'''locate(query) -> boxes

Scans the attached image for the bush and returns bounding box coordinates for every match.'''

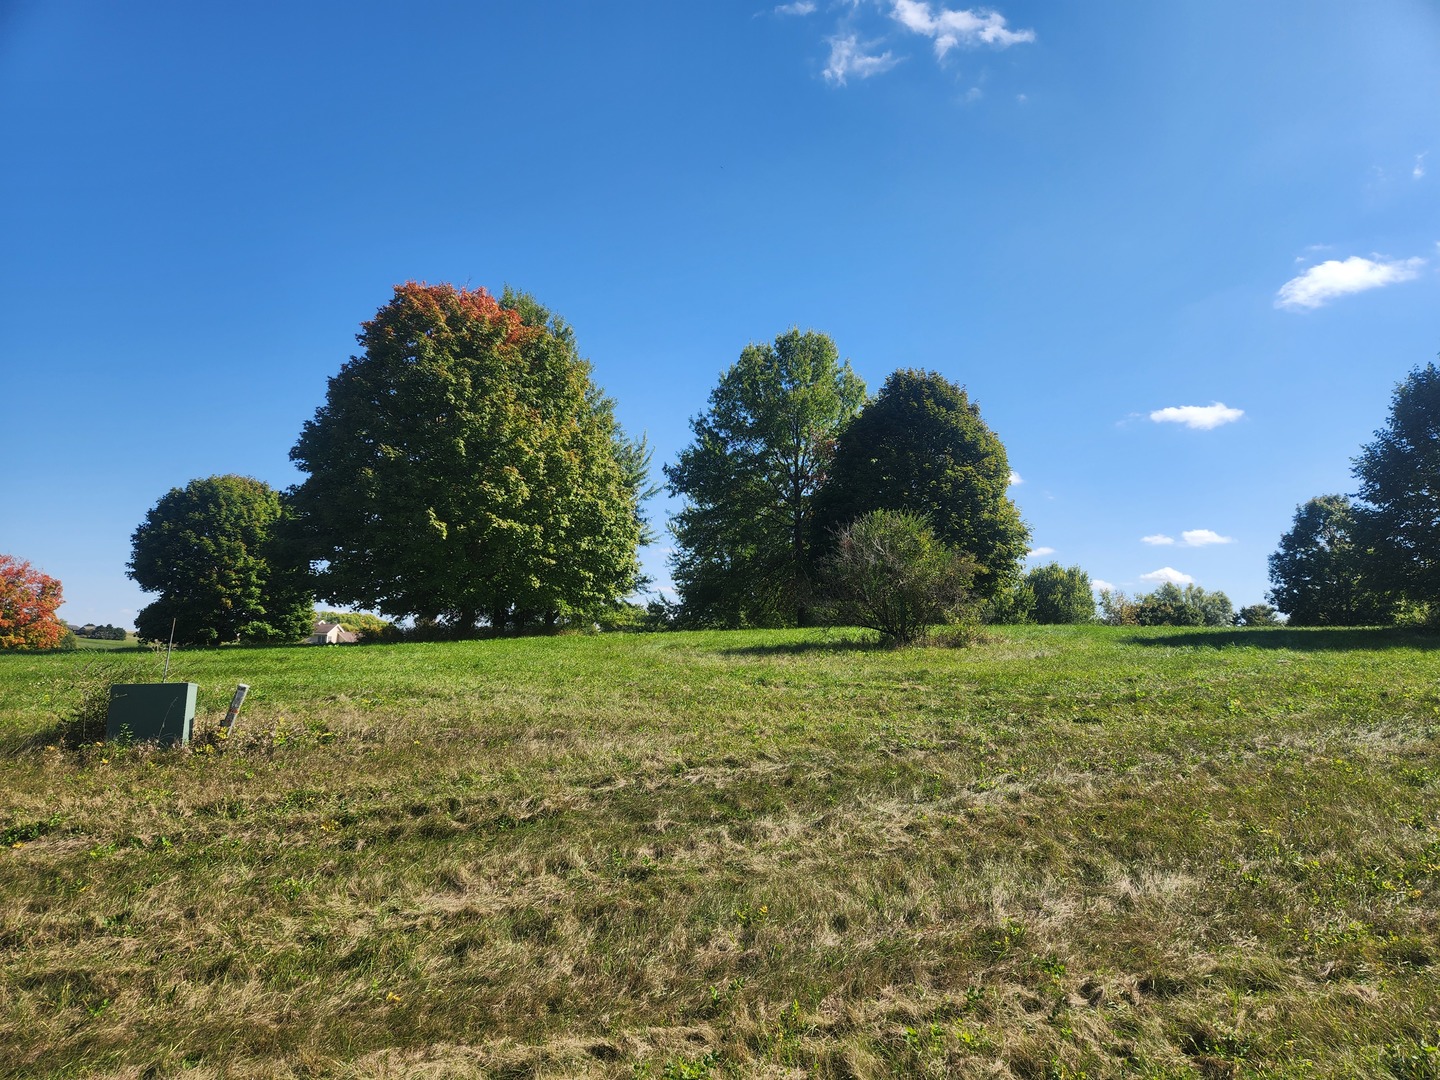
[1101,584,1234,627]
[819,510,978,645]
[1237,603,1281,627]
[1025,563,1095,624]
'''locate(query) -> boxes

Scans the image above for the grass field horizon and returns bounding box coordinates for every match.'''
[3,625,1440,1078]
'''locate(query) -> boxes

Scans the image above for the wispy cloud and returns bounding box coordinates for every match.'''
[1027,546,1055,558]
[800,1,1032,85]
[1149,403,1244,431]
[1181,529,1233,547]
[1140,567,1193,586]
[1092,579,1115,593]
[823,34,899,84]
[889,0,1035,57]
[1143,529,1235,547]
[1276,255,1425,310]
[1008,470,1022,485]
[1416,153,1428,180]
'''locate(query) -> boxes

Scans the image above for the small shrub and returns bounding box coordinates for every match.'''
[819,510,978,646]
[51,660,128,748]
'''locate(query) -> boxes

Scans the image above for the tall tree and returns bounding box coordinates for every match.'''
[1352,362,1440,610]
[128,475,313,645]
[288,283,645,633]
[0,555,66,651]
[1268,495,1393,626]
[665,329,866,627]
[812,369,1029,601]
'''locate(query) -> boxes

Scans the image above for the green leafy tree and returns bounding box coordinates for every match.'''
[288,284,646,634]
[987,579,1035,624]
[818,510,977,645]
[1025,562,1095,624]
[665,329,865,627]
[1098,589,1138,626]
[1132,582,1234,627]
[1236,603,1281,627]
[1352,362,1440,612]
[812,369,1028,602]
[128,475,313,645]
[1191,585,1236,627]
[1267,495,1393,626]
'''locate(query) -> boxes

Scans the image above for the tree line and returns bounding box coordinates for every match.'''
[82,280,1440,646]
[1266,363,1440,626]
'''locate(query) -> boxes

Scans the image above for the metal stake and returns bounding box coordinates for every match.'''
[221,684,250,734]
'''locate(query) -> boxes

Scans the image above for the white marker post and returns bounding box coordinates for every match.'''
[221,684,250,734]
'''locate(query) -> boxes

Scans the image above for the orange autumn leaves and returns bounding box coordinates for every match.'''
[360,282,536,355]
[0,554,66,651]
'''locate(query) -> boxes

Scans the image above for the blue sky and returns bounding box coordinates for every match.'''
[3,1,1438,626]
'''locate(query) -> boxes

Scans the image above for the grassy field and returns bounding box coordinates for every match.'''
[70,637,143,652]
[2,626,1439,1078]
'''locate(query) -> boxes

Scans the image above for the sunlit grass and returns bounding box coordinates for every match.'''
[2,625,1439,1077]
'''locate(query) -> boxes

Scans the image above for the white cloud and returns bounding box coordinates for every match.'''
[1027,546,1055,558]
[889,0,1035,57]
[1416,153,1428,180]
[1008,470,1022,485]
[1275,255,1425,310]
[1180,529,1233,547]
[1144,529,1235,547]
[1092,579,1115,593]
[823,34,899,84]
[1149,403,1244,430]
[1140,567,1193,585]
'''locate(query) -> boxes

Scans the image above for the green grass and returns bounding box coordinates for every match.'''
[70,636,143,652]
[2,625,1440,1077]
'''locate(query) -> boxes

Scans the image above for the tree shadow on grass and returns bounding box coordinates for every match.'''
[1124,626,1440,652]
[719,635,887,657]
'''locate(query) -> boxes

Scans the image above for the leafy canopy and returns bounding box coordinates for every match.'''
[127,475,313,646]
[665,329,865,628]
[1236,603,1281,627]
[1352,362,1440,610]
[1100,583,1235,627]
[812,369,1029,601]
[0,555,66,651]
[288,283,646,633]
[1024,562,1096,624]
[1267,495,1393,626]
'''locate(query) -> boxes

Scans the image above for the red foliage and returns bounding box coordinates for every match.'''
[0,554,66,651]
[362,282,536,352]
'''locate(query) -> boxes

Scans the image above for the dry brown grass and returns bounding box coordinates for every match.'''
[1,626,1439,1077]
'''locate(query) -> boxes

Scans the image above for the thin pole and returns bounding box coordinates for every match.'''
[162,618,176,682]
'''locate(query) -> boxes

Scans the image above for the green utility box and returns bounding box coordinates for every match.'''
[106,683,198,746]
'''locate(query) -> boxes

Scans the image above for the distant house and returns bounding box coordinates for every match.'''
[305,621,359,645]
